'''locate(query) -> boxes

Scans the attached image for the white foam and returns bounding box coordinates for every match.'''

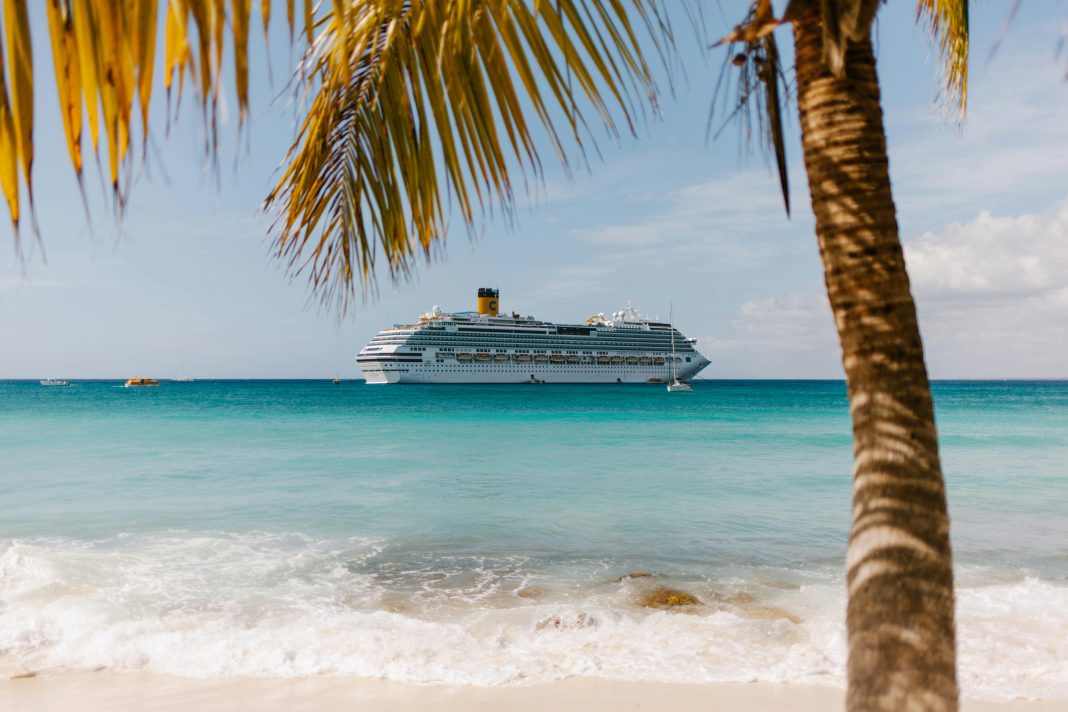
[1,535,1065,700]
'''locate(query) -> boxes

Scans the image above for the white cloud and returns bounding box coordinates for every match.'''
[904,198,1068,377]
[710,198,1068,378]
[905,198,1068,298]
[692,289,841,378]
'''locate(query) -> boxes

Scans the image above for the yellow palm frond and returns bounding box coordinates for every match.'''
[917,0,969,114]
[265,0,667,312]
[0,25,19,236]
[5,0,33,233]
[0,1,314,240]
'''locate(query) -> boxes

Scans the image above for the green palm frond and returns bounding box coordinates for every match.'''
[917,0,969,114]
[265,0,667,312]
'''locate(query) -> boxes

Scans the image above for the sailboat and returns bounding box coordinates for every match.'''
[667,304,692,393]
[172,359,194,382]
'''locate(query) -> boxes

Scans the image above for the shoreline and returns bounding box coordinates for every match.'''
[2,673,1062,712]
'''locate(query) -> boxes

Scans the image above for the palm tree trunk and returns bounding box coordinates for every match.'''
[791,9,959,711]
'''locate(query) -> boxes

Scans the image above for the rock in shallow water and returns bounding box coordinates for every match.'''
[639,587,702,609]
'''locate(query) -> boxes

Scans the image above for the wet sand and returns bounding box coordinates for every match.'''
[2,672,1062,712]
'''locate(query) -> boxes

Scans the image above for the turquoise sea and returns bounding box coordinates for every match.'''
[1,380,1066,699]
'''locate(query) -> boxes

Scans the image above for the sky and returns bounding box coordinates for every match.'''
[1,2,1067,379]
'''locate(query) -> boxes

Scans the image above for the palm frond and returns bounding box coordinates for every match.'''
[917,0,969,115]
[710,1,791,217]
[0,1,313,243]
[265,0,667,313]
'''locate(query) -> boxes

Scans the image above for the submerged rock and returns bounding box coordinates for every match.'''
[611,571,657,583]
[639,587,702,609]
[516,585,548,599]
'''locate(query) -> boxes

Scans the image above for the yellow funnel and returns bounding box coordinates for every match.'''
[477,287,499,316]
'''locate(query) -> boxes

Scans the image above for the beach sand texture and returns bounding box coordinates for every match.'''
[2,674,1064,712]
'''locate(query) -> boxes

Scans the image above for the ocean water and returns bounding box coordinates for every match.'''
[1,380,1066,699]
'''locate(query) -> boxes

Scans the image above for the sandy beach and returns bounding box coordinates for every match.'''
[2,673,1063,712]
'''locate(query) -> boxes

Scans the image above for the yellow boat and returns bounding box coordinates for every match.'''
[124,378,160,387]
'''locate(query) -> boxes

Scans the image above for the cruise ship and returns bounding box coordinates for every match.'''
[356,288,710,384]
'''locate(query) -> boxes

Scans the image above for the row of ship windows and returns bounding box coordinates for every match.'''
[367,366,680,371]
[371,335,679,343]
[370,342,685,350]
[371,334,682,342]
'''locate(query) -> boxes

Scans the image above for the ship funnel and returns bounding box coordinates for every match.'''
[477,287,499,316]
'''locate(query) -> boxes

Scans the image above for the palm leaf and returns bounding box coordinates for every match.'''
[266,0,667,313]
[917,0,969,114]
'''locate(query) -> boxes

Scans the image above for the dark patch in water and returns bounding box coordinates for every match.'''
[640,587,702,609]
[612,571,658,583]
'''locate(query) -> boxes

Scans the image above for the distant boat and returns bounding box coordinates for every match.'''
[666,304,692,393]
[125,378,160,387]
[332,374,341,384]
[172,360,194,382]
[40,378,70,387]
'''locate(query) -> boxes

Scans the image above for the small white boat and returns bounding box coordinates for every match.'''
[667,377,692,393]
[666,304,692,393]
[40,378,70,386]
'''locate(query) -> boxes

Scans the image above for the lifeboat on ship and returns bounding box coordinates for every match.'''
[549,354,565,364]
[625,356,640,364]
[514,353,532,362]
[534,354,549,363]
[566,355,581,363]
[457,353,473,361]
[639,356,652,365]
[653,357,665,366]
[596,356,611,365]
[475,353,492,361]
[610,355,624,363]
[494,353,510,362]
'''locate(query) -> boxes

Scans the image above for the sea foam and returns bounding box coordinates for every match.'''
[2,534,1066,700]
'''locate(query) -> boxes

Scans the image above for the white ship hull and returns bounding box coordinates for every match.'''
[359,360,706,384]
